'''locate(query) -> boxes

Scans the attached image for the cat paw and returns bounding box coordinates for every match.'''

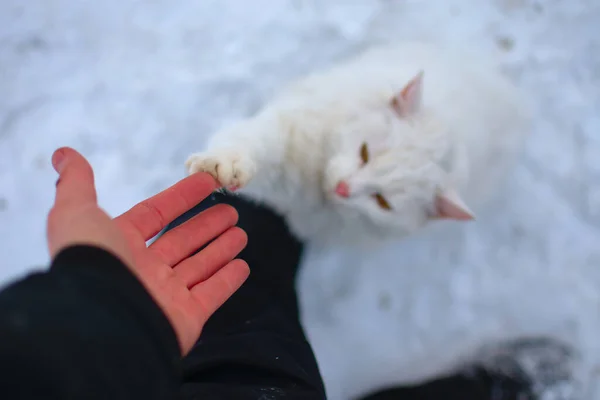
[185,150,256,189]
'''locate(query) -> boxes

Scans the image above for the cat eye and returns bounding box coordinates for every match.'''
[373,193,392,210]
[359,143,390,210]
[360,142,369,164]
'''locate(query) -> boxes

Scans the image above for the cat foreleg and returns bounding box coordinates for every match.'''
[186,148,256,189]
[185,115,281,189]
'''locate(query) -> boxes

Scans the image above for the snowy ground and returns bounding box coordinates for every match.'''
[1,0,599,399]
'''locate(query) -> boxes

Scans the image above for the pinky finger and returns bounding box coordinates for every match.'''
[190,259,249,319]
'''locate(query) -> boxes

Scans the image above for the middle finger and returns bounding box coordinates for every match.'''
[173,226,247,288]
[149,204,238,266]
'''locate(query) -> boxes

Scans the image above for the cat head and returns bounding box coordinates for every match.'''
[324,71,474,237]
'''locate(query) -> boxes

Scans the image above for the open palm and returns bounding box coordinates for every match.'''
[47,148,249,355]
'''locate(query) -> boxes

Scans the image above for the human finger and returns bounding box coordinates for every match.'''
[149,204,239,266]
[52,147,97,207]
[173,227,247,287]
[190,258,249,319]
[115,173,218,241]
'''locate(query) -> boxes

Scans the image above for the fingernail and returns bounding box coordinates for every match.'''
[52,149,67,173]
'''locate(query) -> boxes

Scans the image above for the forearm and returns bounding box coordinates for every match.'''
[0,245,181,400]
[170,193,327,399]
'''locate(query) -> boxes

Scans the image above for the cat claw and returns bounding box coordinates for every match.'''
[185,151,256,189]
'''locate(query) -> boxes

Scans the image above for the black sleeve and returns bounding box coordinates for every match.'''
[167,193,328,400]
[0,245,182,400]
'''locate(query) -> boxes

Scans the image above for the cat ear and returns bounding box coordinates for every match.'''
[430,187,475,221]
[391,70,424,117]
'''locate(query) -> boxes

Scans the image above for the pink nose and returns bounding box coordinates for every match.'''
[335,181,350,198]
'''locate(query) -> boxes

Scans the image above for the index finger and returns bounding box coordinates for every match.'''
[116,173,218,240]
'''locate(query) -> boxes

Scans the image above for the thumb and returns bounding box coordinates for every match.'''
[47,147,128,261]
[52,147,98,207]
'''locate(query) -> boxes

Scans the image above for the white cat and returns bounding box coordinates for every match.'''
[186,41,532,246]
[184,43,594,399]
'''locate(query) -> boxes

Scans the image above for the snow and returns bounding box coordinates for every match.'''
[1,0,599,399]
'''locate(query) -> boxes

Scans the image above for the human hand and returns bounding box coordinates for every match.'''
[46,147,249,355]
